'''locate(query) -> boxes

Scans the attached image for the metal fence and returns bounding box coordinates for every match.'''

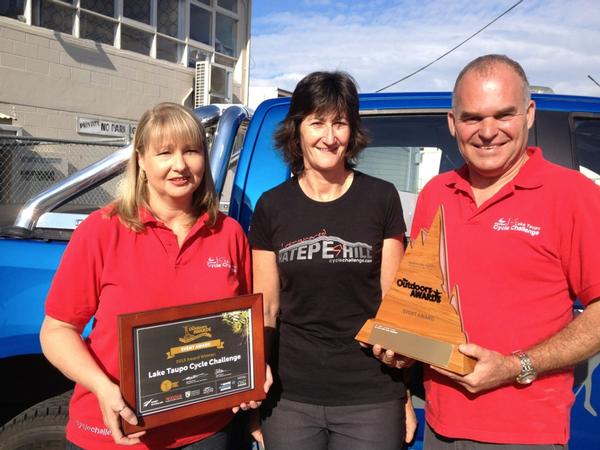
[0,136,126,227]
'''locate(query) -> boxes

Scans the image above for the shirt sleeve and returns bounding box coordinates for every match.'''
[45,211,108,330]
[561,176,600,305]
[248,193,274,251]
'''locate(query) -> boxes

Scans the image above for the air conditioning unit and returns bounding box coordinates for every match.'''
[210,65,233,104]
[195,61,210,108]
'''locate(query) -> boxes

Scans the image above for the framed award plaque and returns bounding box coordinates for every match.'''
[118,293,265,434]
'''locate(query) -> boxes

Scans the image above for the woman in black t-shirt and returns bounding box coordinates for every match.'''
[249,71,417,450]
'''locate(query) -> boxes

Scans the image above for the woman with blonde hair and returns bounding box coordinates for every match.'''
[40,102,260,449]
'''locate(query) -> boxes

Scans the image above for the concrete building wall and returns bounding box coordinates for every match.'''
[233,1,251,106]
[0,17,194,139]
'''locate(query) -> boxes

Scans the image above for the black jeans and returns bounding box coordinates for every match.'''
[261,397,406,450]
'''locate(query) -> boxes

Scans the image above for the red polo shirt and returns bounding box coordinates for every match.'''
[411,147,600,444]
[46,207,251,450]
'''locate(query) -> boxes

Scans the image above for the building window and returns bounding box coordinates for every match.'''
[123,0,151,25]
[80,0,114,17]
[218,0,237,13]
[121,24,152,56]
[156,36,180,63]
[215,13,236,57]
[190,3,211,45]
[0,0,24,19]
[34,0,75,35]
[157,0,179,38]
[27,0,242,67]
[80,12,115,45]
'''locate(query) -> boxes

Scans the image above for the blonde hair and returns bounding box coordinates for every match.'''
[111,102,218,231]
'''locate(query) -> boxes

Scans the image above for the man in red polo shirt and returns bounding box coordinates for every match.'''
[407,55,600,449]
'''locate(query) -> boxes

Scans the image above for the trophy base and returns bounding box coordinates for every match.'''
[356,319,476,375]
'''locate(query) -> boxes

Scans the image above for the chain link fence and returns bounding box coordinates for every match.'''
[0,136,126,227]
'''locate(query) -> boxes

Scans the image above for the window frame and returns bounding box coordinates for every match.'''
[24,0,240,67]
[570,112,600,184]
[188,0,213,48]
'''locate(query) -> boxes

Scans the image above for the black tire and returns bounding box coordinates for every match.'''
[0,390,72,450]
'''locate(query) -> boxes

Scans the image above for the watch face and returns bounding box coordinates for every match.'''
[518,372,536,384]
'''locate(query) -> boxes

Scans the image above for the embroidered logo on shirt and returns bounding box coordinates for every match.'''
[492,217,541,237]
[207,257,237,273]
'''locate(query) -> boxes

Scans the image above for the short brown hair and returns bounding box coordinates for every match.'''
[274,71,369,176]
[111,102,218,231]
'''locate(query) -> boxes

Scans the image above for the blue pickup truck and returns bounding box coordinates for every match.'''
[0,92,599,449]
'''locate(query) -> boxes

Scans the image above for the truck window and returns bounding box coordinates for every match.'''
[356,114,462,194]
[574,116,600,185]
[355,114,462,231]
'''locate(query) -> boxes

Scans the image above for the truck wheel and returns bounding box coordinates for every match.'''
[0,390,72,450]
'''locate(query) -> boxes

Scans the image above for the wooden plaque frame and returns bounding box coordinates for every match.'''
[118,293,265,434]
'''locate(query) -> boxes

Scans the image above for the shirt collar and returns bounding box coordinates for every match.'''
[139,206,210,231]
[512,146,545,189]
[140,206,158,225]
[445,146,545,192]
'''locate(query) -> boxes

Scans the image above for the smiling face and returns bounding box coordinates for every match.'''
[448,63,535,184]
[138,131,205,211]
[299,111,351,175]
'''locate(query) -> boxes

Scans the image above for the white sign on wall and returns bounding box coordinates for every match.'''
[78,117,135,138]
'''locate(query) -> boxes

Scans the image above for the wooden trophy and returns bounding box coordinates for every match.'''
[355,206,475,374]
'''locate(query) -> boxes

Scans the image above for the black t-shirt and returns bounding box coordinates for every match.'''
[249,171,407,405]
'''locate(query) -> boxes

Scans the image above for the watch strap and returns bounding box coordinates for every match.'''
[513,350,537,384]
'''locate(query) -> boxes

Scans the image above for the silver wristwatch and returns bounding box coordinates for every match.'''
[513,350,537,385]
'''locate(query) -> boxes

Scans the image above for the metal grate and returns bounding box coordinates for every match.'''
[0,136,125,227]
[121,24,152,55]
[80,11,116,45]
[156,36,179,63]
[157,0,179,37]
[38,0,75,35]
[81,0,114,17]
[195,61,210,107]
[123,0,150,24]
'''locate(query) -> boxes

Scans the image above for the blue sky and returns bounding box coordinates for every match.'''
[249,0,600,96]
